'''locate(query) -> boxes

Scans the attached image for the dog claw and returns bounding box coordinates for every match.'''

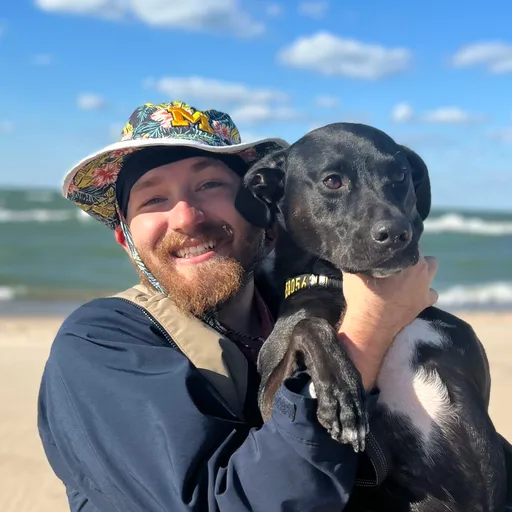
[316,386,369,453]
[287,317,369,453]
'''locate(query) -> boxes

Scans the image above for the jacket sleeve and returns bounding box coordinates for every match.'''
[38,299,361,512]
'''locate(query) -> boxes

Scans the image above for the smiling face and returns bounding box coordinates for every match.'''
[116,155,268,316]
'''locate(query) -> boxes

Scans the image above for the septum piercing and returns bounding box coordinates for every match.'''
[222,224,233,236]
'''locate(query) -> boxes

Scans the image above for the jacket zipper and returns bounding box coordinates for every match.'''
[109,297,243,422]
[113,297,181,352]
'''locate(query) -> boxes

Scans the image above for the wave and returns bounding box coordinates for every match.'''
[1,208,511,236]
[437,281,512,309]
[23,191,56,203]
[2,281,511,311]
[0,286,27,301]
[425,213,512,236]
[0,208,91,223]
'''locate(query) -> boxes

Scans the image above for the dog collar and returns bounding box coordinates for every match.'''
[284,274,343,299]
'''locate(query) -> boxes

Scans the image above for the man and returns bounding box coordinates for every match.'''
[38,101,438,511]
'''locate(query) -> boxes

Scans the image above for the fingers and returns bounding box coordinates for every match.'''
[424,255,439,282]
[428,287,439,306]
[423,255,439,306]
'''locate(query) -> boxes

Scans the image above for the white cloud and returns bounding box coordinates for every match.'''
[35,0,265,38]
[391,102,414,123]
[0,121,14,133]
[298,1,328,19]
[35,0,122,18]
[149,76,288,106]
[230,104,301,125]
[421,107,480,124]
[265,3,282,17]
[279,32,412,80]
[391,103,483,125]
[132,0,264,37]
[77,93,106,110]
[31,53,53,66]
[315,95,339,108]
[147,76,300,126]
[451,41,512,74]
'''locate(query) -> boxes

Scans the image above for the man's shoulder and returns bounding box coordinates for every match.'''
[61,295,151,333]
[50,295,170,365]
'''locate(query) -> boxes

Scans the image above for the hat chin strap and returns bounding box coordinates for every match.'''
[117,208,167,295]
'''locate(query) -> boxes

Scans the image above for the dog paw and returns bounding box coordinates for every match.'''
[315,374,369,452]
[292,317,369,452]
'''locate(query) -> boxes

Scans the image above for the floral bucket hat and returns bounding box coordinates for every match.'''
[62,100,289,230]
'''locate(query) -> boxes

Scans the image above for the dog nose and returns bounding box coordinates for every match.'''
[371,218,412,248]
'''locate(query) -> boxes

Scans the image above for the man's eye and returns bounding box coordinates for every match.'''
[199,181,224,191]
[141,197,165,207]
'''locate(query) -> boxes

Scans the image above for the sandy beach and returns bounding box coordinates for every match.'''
[1,311,511,512]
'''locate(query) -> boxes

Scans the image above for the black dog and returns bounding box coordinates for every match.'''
[236,123,508,511]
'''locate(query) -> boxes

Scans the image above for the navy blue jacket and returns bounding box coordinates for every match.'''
[38,296,376,511]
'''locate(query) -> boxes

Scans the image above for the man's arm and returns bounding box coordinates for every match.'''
[38,299,361,512]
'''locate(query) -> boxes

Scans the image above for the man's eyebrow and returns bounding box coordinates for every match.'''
[189,158,224,172]
[130,158,226,195]
[130,175,164,195]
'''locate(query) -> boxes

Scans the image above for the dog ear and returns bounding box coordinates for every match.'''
[245,151,286,205]
[235,150,287,229]
[399,145,431,221]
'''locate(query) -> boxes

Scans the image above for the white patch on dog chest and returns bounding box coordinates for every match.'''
[376,318,452,447]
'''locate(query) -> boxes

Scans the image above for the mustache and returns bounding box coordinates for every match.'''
[156,221,234,255]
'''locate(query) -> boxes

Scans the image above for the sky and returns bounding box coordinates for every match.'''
[0,0,511,211]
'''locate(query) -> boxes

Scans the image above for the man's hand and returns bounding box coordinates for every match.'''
[337,255,439,390]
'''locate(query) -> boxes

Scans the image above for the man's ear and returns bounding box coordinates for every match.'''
[235,150,287,228]
[399,145,431,221]
[114,225,132,256]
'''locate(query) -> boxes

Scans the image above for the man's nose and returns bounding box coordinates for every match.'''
[168,200,205,233]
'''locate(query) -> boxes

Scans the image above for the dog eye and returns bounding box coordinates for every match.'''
[392,170,406,183]
[323,174,348,189]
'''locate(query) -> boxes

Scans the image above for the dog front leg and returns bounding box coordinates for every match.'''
[262,317,369,452]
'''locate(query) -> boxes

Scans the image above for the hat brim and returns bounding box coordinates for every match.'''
[62,136,289,229]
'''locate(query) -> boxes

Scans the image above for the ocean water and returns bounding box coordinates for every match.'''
[1,187,511,313]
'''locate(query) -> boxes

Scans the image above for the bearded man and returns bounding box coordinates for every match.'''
[38,101,438,512]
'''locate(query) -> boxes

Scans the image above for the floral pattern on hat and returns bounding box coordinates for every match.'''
[64,100,287,229]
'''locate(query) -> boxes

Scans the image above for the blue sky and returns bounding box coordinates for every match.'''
[0,0,511,210]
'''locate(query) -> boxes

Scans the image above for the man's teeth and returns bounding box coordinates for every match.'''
[176,240,216,259]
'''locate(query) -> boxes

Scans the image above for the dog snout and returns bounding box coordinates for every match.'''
[370,217,412,249]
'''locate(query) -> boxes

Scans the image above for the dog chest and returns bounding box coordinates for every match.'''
[376,318,453,448]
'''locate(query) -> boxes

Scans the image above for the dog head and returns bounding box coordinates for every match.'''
[237,122,431,277]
